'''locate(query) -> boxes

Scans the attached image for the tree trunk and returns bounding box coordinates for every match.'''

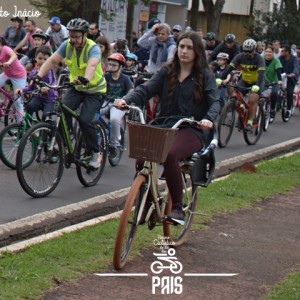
[190,0,200,30]
[202,0,225,38]
[126,1,134,50]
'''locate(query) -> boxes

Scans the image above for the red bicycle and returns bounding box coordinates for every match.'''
[217,84,264,147]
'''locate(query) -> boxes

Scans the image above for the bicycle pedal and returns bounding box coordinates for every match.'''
[165,216,185,226]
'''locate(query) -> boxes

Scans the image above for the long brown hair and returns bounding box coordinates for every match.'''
[166,31,208,104]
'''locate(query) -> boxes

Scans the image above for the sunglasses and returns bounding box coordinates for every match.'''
[243,50,253,53]
[173,29,179,33]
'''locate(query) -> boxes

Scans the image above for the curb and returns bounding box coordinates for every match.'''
[1,138,300,246]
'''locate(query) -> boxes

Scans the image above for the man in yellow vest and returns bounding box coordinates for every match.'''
[34,18,106,168]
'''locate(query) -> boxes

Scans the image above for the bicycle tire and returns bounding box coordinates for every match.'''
[16,123,64,198]
[262,98,271,131]
[243,102,264,145]
[113,175,147,270]
[217,100,236,148]
[76,120,108,186]
[163,167,198,247]
[281,97,290,122]
[0,123,34,169]
[108,118,126,167]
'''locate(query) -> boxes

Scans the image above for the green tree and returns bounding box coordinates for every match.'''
[245,0,300,45]
[29,0,102,24]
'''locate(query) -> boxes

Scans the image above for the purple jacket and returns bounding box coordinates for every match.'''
[23,69,58,102]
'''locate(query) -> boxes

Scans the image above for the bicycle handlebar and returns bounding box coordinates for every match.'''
[35,80,78,91]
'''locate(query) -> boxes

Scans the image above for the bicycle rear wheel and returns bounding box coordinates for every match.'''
[163,166,198,247]
[0,123,33,169]
[217,100,236,148]
[16,123,64,198]
[76,120,108,186]
[243,102,264,145]
[113,175,147,270]
[281,95,290,122]
[108,118,126,167]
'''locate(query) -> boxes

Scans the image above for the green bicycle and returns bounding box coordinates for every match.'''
[16,81,108,198]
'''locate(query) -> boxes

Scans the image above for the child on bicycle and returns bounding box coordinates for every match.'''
[18,45,58,120]
[0,36,27,123]
[101,53,133,159]
[122,53,139,83]
[115,32,221,222]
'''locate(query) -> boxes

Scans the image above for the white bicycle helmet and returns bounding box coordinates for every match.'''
[243,39,257,51]
[217,52,229,60]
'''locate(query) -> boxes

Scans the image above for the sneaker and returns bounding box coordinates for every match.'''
[245,124,252,132]
[285,110,291,119]
[49,149,60,163]
[270,110,275,119]
[89,152,101,169]
[235,119,242,130]
[166,209,185,225]
[109,146,117,159]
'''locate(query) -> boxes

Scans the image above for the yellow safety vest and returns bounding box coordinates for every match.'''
[65,38,106,94]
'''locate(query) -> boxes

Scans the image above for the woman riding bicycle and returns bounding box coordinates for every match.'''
[115,31,221,221]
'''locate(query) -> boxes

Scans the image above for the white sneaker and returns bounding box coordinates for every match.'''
[89,152,101,168]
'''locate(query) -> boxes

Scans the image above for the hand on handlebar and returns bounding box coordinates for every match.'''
[113,99,127,110]
[76,76,89,85]
[198,119,213,129]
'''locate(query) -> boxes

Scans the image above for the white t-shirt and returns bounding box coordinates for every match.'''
[45,24,69,49]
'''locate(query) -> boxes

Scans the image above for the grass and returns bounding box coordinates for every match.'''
[0,153,300,299]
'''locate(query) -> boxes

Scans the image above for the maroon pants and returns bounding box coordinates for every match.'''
[163,128,202,210]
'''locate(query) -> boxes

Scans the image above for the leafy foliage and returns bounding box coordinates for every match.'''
[245,1,300,45]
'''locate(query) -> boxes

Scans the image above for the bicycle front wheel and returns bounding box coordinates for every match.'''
[108,118,126,167]
[163,166,198,247]
[16,123,64,198]
[113,175,147,270]
[76,120,108,186]
[262,98,271,131]
[244,102,264,145]
[217,101,236,148]
[0,123,29,169]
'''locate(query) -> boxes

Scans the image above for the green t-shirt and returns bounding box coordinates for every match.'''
[265,57,282,83]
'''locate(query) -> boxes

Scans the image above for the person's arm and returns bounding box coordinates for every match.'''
[14,33,29,52]
[203,69,222,122]
[2,48,18,67]
[137,31,154,50]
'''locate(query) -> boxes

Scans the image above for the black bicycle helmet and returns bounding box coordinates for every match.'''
[204,32,216,41]
[66,18,90,32]
[32,31,49,41]
[224,33,236,43]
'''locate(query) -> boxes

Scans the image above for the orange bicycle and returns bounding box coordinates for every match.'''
[217,84,264,147]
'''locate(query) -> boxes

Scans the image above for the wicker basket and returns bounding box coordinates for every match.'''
[127,121,178,163]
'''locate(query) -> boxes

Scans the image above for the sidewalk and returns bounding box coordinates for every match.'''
[40,188,300,300]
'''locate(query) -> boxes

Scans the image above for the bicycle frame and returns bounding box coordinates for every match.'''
[231,89,250,128]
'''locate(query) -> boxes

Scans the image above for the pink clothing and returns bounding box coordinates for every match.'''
[0,45,27,78]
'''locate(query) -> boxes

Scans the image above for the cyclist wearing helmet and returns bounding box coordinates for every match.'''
[220,38,265,132]
[209,33,240,63]
[214,52,231,107]
[123,53,139,81]
[21,31,49,71]
[35,17,107,169]
[204,32,221,60]
[101,53,133,159]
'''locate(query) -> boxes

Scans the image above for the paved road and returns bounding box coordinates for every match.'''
[0,111,300,228]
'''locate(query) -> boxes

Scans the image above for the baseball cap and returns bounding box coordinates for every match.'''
[148,18,161,29]
[49,16,61,25]
[11,17,23,24]
[173,25,182,31]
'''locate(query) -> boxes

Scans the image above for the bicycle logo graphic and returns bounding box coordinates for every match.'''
[151,248,183,274]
